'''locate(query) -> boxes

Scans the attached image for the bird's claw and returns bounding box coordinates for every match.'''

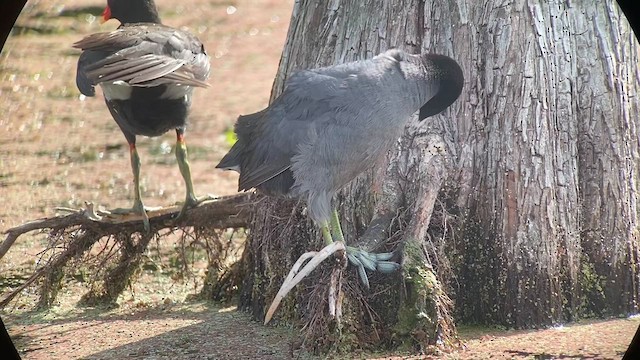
[346,247,400,289]
[372,251,395,261]
[82,202,103,221]
[376,260,401,273]
[141,213,150,232]
[175,193,216,221]
[134,202,151,233]
[264,244,400,323]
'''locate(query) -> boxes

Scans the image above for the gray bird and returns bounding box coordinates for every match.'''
[217,49,464,286]
[73,0,210,231]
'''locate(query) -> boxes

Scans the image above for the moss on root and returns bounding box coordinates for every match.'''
[393,263,439,349]
[393,239,454,352]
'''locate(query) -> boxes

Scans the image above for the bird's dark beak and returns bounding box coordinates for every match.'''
[101,6,112,24]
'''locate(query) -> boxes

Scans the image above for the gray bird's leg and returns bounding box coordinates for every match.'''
[175,128,213,220]
[330,209,400,289]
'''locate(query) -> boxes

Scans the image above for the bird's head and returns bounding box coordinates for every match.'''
[102,0,161,24]
[417,54,464,121]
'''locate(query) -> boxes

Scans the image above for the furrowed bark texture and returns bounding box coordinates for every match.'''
[454,0,583,327]
[238,0,640,350]
[454,0,639,326]
[574,1,640,316]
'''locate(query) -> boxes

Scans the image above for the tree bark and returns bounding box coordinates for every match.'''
[453,0,640,327]
[574,1,640,316]
[455,0,586,328]
[238,0,640,351]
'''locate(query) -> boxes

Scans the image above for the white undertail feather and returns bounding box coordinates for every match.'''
[100,81,132,100]
[160,84,193,99]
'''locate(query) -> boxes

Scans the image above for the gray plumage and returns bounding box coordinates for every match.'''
[217,49,464,227]
[74,23,209,98]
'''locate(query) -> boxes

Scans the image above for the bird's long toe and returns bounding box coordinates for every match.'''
[107,201,151,232]
[345,247,400,288]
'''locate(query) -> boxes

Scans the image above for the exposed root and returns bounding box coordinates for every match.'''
[264,241,346,324]
[200,228,247,302]
[0,194,254,309]
[1,194,253,261]
[328,267,343,320]
[79,232,154,306]
[5,228,103,308]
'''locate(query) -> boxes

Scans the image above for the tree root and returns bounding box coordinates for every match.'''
[264,241,346,325]
[0,193,254,309]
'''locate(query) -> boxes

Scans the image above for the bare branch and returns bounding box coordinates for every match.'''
[0,193,254,261]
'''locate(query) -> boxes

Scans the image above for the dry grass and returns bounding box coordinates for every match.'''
[0,0,638,359]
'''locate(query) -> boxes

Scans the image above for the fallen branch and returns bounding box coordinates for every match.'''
[0,193,255,261]
[0,193,256,308]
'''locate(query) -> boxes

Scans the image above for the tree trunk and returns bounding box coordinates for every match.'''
[236,0,640,351]
[454,0,587,327]
[451,0,640,327]
[574,1,640,316]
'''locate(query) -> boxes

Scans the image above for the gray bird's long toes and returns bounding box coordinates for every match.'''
[264,241,346,324]
[345,246,400,289]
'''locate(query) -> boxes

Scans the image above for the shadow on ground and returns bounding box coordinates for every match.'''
[7,301,317,360]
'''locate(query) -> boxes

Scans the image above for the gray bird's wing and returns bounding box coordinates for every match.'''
[73,23,210,90]
[227,68,357,192]
[222,52,433,193]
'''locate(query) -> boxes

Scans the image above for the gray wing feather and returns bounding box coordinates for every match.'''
[223,50,440,193]
[74,23,210,90]
[226,70,348,191]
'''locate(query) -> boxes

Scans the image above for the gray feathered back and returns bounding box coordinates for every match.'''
[217,49,463,223]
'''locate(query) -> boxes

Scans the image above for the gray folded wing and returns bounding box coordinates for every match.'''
[74,23,210,92]
[219,50,441,194]
[219,65,367,192]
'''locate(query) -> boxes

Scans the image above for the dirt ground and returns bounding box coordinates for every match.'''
[1,0,638,359]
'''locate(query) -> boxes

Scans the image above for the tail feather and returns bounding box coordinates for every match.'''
[216,143,243,170]
[76,51,100,97]
[215,110,266,171]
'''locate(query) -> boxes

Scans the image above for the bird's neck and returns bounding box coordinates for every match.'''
[118,1,162,24]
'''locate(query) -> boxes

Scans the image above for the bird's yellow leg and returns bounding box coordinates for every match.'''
[176,130,196,205]
[321,224,333,246]
[110,143,150,232]
[131,144,150,231]
[330,209,345,243]
[175,129,212,220]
